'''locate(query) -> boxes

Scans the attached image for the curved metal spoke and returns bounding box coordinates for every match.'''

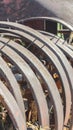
[0,41,49,128]
[0,37,64,130]
[0,80,26,130]
[0,20,73,129]
[19,16,73,31]
[0,27,71,126]
[39,31,73,60]
[0,56,26,119]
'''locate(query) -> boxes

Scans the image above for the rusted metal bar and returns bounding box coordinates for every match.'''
[0,37,64,130]
[49,33,73,59]
[19,16,73,31]
[39,31,73,60]
[0,56,26,119]
[0,21,73,127]
[0,27,71,126]
[0,80,26,130]
[0,41,49,128]
[0,33,20,38]
[65,44,73,51]
[57,29,70,34]
[34,40,71,126]
[39,31,73,130]
[0,18,72,129]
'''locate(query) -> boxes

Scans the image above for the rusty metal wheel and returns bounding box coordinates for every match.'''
[0,19,73,130]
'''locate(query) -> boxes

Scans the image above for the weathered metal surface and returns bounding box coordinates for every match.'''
[19,16,73,31]
[38,31,73,60]
[0,37,64,130]
[0,56,25,119]
[65,44,73,51]
[0,80,26,130]
[0,41,49,128]
[0,26,71,126]
[0,19,73,129]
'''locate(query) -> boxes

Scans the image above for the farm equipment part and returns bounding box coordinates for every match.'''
[0,17,72,130]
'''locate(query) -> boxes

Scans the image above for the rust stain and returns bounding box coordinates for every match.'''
[3,0,11,4]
